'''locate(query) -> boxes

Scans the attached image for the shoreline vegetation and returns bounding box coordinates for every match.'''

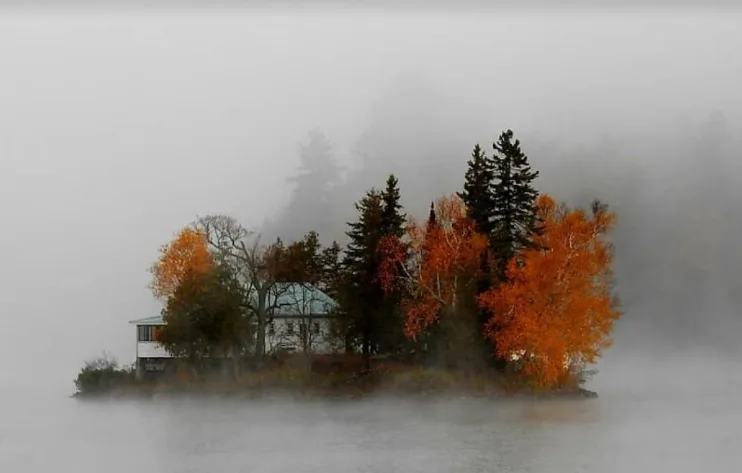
[73,354,598,401]
[74,129,619,400]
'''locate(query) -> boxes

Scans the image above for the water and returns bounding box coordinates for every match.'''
[2,372,741,473]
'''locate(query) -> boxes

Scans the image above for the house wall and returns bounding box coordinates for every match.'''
[137,341,171,358]
[266,316,338,355]
[134,317,340,360]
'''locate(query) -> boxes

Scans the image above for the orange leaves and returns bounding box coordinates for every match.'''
[149,227,213,299]
[478,194,621,387]
[379,194,488,339]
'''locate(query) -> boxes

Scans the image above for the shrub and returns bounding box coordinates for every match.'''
[74,353,133,395]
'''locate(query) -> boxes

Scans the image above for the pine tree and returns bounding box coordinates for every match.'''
[266,129,343,242]
[342,190,386,372]
[426,201,437,232]
[490,129,542,279]
[319,241,343,298]
[380,174,405,237]
[458,143,497,305]
[458,144,496,235]
[378,174,407,354]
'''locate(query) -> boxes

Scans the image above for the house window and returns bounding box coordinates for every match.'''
[287,322,294,335]
[138,325,163,342]
[299,323,307,336]
[268,322,275,336]
[313,323,320,335]
[138,325,153,342]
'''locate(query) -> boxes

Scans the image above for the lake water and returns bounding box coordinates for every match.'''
[2,357,741,473]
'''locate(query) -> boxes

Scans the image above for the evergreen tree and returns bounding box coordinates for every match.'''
[378,174,407,354]
[490,130,542,279]
[458,144,496,235]
[342,189,386,372]
[266,130,343,242]
[426,201,437,232]
[458,143,497,310]
[380,174,405,237]
[319,241,344,298]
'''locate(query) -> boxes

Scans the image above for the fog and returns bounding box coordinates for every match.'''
[1,7,741,400]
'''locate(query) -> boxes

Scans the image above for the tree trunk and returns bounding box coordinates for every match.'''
[255,287,267,365]
[362,315,372,374]
[232,343,241,382]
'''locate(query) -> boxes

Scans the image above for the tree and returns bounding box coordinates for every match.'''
[426,201,437,232]
[318,241,353,353]
[381,174,405,237]
[273,231,323,285]
[478,194,621,388]
[378,194,488,367]
[195,214,289,360]
[265,129,344,243]
[458,144,496,236]
[377,174,407,353]
[149,227,213,299]
[159,261,249,379]
[457,144,498,344]
[318,241,344,299]
[490,130,542,279]
[342,189,386,372]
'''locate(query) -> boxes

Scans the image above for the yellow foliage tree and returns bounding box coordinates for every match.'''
[149,227,213,299]
[478,194,622,387]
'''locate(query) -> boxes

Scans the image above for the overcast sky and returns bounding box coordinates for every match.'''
[1,7,740,391]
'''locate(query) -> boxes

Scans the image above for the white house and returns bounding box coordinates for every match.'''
[264,282,340,355]
[128,315,170,379]
[129,283,339,379]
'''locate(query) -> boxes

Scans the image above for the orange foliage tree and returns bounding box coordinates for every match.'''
[478,194,622,387]
[149,227,213,299]
[378,194,488,339]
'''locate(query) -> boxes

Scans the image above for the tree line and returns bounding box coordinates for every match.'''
[149,129,621,387]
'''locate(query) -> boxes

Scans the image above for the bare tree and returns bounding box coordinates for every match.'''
[194,214,290,366]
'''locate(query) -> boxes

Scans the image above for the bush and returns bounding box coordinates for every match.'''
[74,353,134,395]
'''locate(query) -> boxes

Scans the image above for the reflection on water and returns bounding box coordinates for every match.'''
[1,388,739,473]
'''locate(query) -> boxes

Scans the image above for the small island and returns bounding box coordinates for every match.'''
[74,130,619,400]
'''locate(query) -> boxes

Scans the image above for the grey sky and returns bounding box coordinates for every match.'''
[1,8,740,392]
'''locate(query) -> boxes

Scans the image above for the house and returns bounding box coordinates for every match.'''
[128,315,170,380]
[265,282,340,356]
[129,283,339,379]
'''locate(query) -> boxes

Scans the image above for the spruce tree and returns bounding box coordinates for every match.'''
[426,201,437,232]
[266,129,343,242]
[378,174,407,354]
[490,129,541,279]
[458,144,496,235]
[458,144,497,303]
[380,174,405,237]
[342,189,385,372]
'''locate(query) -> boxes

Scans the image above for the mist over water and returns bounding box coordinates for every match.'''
[3,388,741,472]
[1,6,741,472]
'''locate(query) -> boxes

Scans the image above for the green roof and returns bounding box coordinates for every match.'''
[129,315,164,325]
[130,283,337,325]
[265,283,339,317]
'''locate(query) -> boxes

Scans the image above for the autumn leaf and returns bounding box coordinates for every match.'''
[149,227,213,299]
[478,194,622,387]
[379,194,488,339]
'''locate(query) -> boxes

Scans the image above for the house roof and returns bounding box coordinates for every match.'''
[266,283,339,317]
[129,283,338,325]
[129,315,164,325]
